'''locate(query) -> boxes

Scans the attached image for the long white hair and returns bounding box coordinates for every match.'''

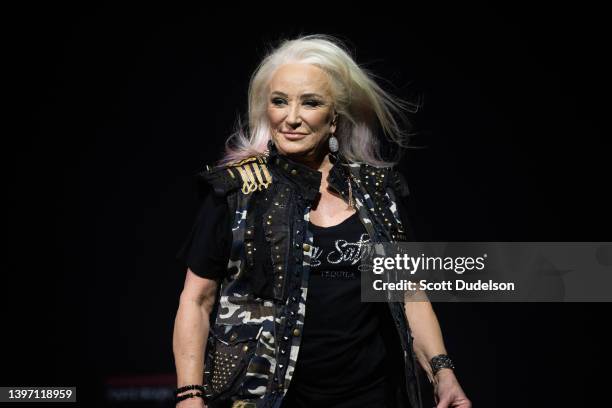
[221,34,416,167]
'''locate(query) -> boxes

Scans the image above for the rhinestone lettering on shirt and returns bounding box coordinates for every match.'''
[311,233,371,267]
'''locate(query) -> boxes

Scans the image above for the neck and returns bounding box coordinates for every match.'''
[287,146,331,173]
[315,153,333,176]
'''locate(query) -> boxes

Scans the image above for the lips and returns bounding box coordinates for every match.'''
[280,131,307,140]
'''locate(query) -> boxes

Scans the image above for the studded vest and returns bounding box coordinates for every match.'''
[197,145,423,408]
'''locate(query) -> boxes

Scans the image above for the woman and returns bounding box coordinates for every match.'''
[173,34,471,408]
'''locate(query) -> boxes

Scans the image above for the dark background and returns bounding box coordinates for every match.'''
[7,3,610,407]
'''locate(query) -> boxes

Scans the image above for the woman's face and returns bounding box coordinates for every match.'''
[267,63,337,162]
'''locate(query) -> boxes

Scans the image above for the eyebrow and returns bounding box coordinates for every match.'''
[270,91,325,99]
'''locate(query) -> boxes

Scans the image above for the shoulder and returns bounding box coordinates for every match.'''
[196,155,273,197]
[352,162,410,197]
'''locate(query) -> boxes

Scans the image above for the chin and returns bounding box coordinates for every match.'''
[275,139,311,157]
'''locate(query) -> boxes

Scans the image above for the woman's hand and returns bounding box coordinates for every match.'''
[433,369,471,408]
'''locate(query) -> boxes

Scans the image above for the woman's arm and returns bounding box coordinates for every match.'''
[172,268,218,407]
[404,298,449,383]
[404,295,471,407]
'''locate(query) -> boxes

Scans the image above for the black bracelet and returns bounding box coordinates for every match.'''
[174,384,205,396]
[175,391,204,404]
[430,354,455,375]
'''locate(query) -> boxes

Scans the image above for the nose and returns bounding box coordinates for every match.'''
[285,103,302,128]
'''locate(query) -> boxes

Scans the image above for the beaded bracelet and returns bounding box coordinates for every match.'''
[175,391,204,404]
[174,384,205,396]
[174,385,209,405]
[430,354,455,375]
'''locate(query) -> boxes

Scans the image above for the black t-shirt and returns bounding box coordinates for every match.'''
[280,212,397,408]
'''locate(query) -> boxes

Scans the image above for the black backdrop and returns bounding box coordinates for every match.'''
[7,3,610,407]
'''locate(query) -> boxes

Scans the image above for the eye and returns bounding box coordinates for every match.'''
[271,97,286,106]
[304,100,322,107]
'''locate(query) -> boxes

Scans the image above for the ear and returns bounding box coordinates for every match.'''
[331,111,338,131]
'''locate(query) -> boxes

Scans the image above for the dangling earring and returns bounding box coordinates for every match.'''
[328,133,339,153]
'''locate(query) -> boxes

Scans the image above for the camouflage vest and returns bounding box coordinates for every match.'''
[197,145,423,408]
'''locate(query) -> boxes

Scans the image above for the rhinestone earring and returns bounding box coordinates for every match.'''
[328,134,339,153]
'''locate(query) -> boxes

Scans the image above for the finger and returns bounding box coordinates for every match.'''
[457,399,472,408]
[450,397,471,408]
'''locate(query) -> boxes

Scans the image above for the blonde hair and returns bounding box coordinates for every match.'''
[221,34,416,166]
